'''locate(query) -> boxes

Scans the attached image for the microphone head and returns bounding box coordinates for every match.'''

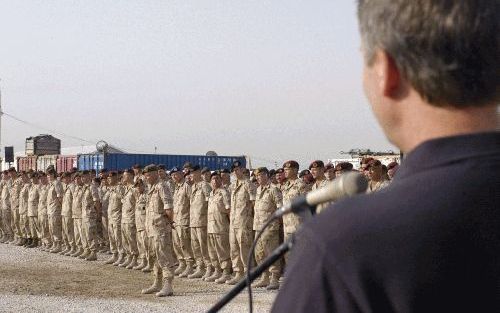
[305,171,368,206]
[340,171,369,197]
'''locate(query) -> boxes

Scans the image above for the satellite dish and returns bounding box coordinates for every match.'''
[206,150,218,156]
[96,140,109,153]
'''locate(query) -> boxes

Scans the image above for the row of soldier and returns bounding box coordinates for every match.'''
[0,158,397,297]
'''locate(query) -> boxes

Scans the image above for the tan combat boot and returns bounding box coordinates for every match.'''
[174,261,186,276]
[85,251,98,261]
[133,258,146,270]
[141,257,154,273]
[201,266,213,281]
[205,268,222,282]
[71,247,84,257]
[253,273,270,288]
[155,278,174,297]
[105,253,118,264]
[188,266,205,279]
[266,274,280,290]
[65,246,76,256]
[226,272,244,285]
[119,255,132,268]
[126,256,138,269]
[113,254,125,266]
[79,249,91,259]
[215,269,232,284]
[141,276,162,294]
[50,242,62,253]
[179,263,194,278]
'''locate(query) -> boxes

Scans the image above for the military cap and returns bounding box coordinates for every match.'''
[189,165,201,172]
[387,161,399,170]
[123,168,134,175]
[28,172,39,179]
[210,171,221,178]
[132,164,142,170]
[309,160,325,170]
[201,167,210,174]
[8,167,16,173]
[183,162,193,170]
[231,161,244,171]
[158,164,166,170]
[170,167,181,174]
[99,168,109,174]
[325,163,335,170]
[73,172,81,178]
[71,167,78,173]
[275,168,284,174]
[81,170,90,175]
[38,171,47,176]
[143,164,159,173]
[108,171,118,177]
[335,162,354,171]
[2,170,8,175]
[283,160,299,169]
[299,169,311,178]
[61,172,72,178]
[368,159,382,168]
[254,167,269,175]
[46,164,55,171]
[220,168,230,174]
[269,169,276,176]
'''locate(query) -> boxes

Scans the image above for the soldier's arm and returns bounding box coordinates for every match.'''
[202,183,211,202]
[247,182,257,207]
[222,189,231,212]
[91,185,102,211]
[159,184,174,222]
[272,187,284,209]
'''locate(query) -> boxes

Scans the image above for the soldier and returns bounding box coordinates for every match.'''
[0,171,14,244]
[281,160,310,249]
[309,160,330,214]
[367,160,390,193]
[79,171,101,261]
[298,169,314,191]
[205,172,232,284]
[120,169,139,269]
[46,169,63,253]
[253,167,283,290]
[133,179,149,271]
[187,165,212,280]
[37,172,51,251]
[99,173,110,253]
[105,171,125,265]
[26,172,40,248]
[132,164,143,184]
[335,162,354,178]
[170,167,195,278]
[18,172,31,247]
[182,162,193,176]
[220,169,231,190]
[9,168,23,245]
[70,173,85,257]
[60,172,76,255]
[324,163,336,181]
[201,167,211,184]
[274,168,286,191]
[140,164,176,297]
[158,165,175,194]
[226,161,256,285]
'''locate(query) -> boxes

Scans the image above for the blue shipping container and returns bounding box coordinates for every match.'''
[77,153,246,172]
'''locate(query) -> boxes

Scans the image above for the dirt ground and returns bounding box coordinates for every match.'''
[0,243,276,312]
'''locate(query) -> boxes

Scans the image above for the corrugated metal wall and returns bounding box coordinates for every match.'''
[17,156,38,172]
[56,155,78,173]
[37,155,58,172]
[77,153,246,172]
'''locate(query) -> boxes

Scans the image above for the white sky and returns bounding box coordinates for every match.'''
[0,0,395,169]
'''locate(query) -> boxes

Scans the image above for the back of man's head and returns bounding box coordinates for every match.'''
[357,0,499,108]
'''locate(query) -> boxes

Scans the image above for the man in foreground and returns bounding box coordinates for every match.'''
[272,1,499,312]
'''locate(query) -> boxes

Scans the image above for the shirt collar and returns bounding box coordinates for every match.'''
[396,132,500,180]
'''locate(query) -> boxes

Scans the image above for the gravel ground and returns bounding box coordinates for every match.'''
[0,243,276,313]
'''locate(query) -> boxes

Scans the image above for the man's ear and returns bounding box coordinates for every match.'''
[375,50,401,99]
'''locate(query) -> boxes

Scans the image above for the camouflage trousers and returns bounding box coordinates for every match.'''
[121,222,138,257]
[82,218,97,252]
[190,226,210,268]
[48,214,62,243]
[254,229,281,275]
[2,209,13,237]
[229,227,254,273]
[28,216,39,239]
[38,214,51,245]
[19,213,29,238]
[11,208,21,238]
[62,216,75,249]
[108,220,123,255]
[136,230,148,260]
[207,233,231,270]
[173,224,194,264]
[149,231,177,279]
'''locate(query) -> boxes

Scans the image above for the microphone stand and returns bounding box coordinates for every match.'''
[206,236,295,313]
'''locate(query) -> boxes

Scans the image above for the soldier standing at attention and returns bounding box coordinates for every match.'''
[220,169,232,191]
[37,172,51,251]
[120,169,139,269]
[141,164,177,297]
[201,167,211,184]
[132,179,149,271]
[18,172,31,247]
[70,173,85,257]
[309,161,329,214]
[253,167,283,290]
[60,172,76,255]
[205,172,232,284]
[9,169,23,245]
[26,172,40,248]
[226,161,256,285]
[80,171,101,261]
[99,173,110,253]
[187,165,212,280]
[46,169,63,253]
[105,171,125,265]
[171,167,195,278]
[0,171,13,244]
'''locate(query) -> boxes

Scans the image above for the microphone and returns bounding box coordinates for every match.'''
[273,172,368,218]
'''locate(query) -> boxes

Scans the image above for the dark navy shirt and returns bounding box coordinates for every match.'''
[272,132,500,313]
